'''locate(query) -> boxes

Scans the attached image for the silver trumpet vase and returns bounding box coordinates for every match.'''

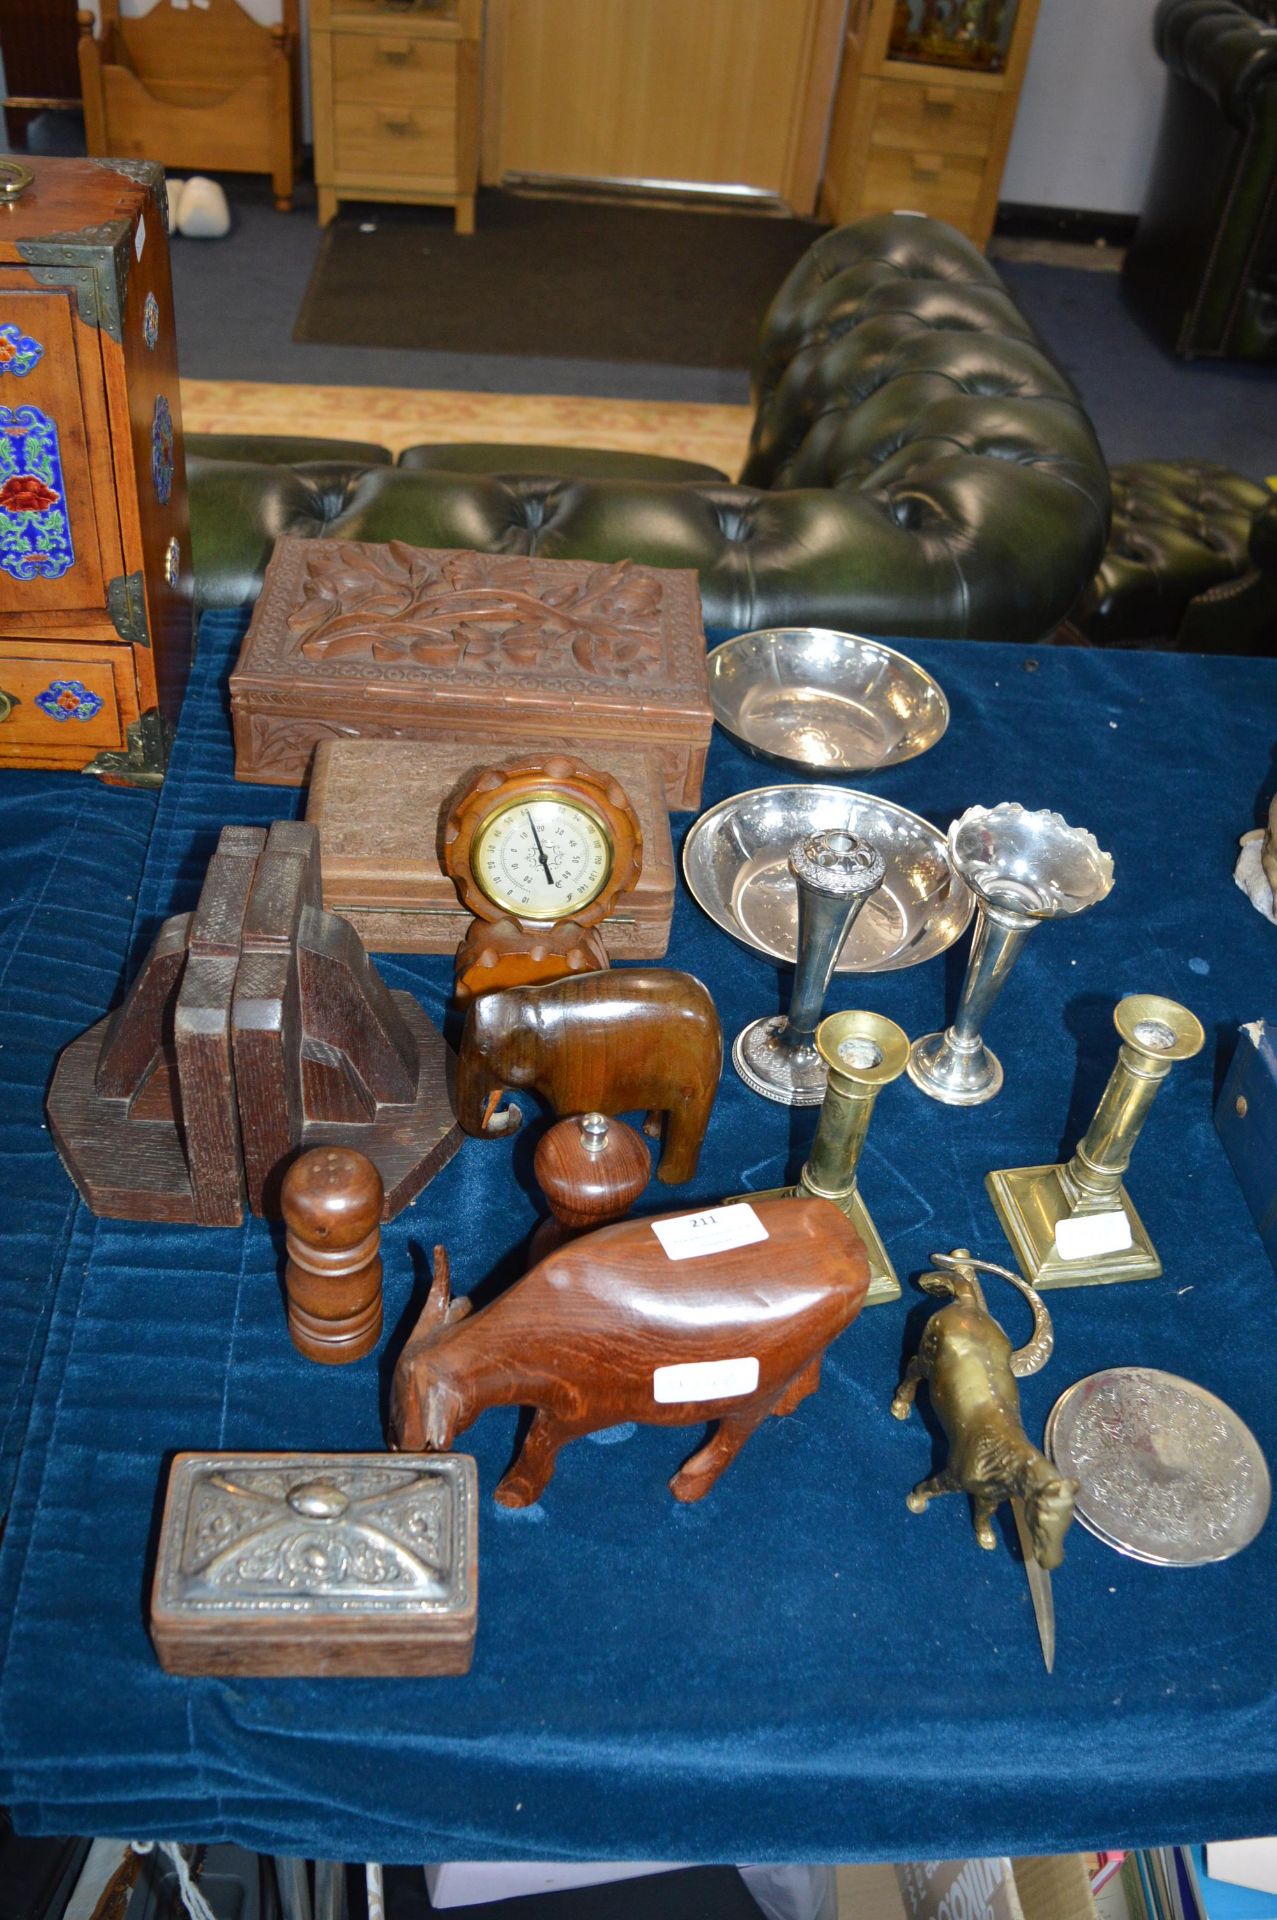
[732,829,886,1106]
[907,802,1114,1107]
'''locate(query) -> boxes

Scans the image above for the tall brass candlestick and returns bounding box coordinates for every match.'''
[798,1010,911,1304]
[986,993,1204,1288]
[726,1008,908,1305]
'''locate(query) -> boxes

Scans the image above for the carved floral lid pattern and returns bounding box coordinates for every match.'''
[235,538,710,715]
[291,542,662,678]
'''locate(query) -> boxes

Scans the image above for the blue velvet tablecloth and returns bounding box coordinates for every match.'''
[0,768,155,1514]
[1,611,1276,1866]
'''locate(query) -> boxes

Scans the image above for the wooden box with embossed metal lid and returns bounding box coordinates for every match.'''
[0,154,191,781]
[150,1451,479,1676]
[229,536,713,808]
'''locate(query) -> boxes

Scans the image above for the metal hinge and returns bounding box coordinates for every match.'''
[107,570,150,647]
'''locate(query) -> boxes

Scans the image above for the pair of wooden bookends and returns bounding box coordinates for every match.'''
[47,821,460,1226]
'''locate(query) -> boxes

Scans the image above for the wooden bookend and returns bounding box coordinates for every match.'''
[232,821,323,1215]
[176,825,265,1225]
[48,821,462,1225]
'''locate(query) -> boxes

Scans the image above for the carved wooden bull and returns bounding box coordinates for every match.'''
[391,1195,868,1505]
[891,1249,1078,1570]
[453,968,721,1184]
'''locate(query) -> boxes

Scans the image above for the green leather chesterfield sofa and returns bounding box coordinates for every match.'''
[1124,0,1277,360]
[189,212,1111,645]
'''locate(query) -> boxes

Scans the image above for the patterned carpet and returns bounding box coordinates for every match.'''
[179,379,754,477]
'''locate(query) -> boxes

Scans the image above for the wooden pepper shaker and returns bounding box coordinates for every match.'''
[281,1146,384,1363]
[528,1111,650,1266]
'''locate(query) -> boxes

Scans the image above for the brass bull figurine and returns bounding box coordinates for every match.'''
[891,1249,1078,1571]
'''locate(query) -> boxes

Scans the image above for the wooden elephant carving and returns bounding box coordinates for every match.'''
[891,1249,1078,1571]
[453,968,722,1184]
[390,1195,869,1505]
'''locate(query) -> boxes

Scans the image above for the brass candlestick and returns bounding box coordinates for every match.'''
[728,1008,908,1305]
[986,993,1205,1288]
[798,1010,911,1303]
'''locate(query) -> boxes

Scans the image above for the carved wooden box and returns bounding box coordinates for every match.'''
[306,738,676,956]
[230,538,712,808]
[150,1452,478,1676]
[0,155,191,782]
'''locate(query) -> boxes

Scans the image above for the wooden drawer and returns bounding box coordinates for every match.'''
[333,94,456,181]
[321,0,461,21]
[0,652,123,755]
[857,141,984,234]
[870,77,999,159]
[331,32,456,108]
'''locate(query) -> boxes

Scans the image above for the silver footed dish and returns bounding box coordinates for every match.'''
[682,785,974,973]
[706,628,949,774]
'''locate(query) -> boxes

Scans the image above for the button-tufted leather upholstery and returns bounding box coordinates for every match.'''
[1124,0,1277,359]
[1073,459,1271,645]
[1156,0,1277,117]
[1172,487,1277,654]
[188,212,1110,644]
[396,442,729,483]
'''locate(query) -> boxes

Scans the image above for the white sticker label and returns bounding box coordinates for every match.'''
[134,213,146,262]
[653,1356,760,1404]
[650,1204,768,1261]
[1054,1211,1133,1259]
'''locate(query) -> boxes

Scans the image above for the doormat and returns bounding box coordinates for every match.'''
[292,191,824,370]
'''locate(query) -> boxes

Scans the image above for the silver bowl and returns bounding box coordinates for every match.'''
[707,628,949,774]
[682,785,974,973]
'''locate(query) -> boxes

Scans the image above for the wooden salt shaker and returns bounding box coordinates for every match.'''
[282,1146,384,1363]
[528,1111,650,1266]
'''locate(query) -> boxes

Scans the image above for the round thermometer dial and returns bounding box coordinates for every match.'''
[472,793,613,923]
[444,755,644,935]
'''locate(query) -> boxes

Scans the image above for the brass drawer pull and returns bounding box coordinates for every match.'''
[0,686,20,723]
[0,160,33,203]
[376,38,413,61]
[380,113,417,134]
[912,151,943,177]
[924,86,957,109]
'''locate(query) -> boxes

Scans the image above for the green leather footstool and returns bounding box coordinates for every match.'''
[1069,458,1274,651]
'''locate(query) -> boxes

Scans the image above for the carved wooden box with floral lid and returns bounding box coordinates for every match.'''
[230,537,712,809]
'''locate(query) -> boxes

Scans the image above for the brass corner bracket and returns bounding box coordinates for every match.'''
[83,709,172,790]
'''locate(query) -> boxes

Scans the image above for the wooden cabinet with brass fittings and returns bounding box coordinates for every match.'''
[821,0,1042,249]
[0,154,192,782]
[309,0,482,234]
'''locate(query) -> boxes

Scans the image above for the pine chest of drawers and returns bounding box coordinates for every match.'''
[310,0,482,235]
[0,154,191,782]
